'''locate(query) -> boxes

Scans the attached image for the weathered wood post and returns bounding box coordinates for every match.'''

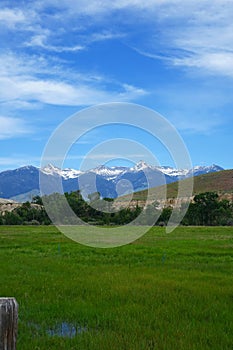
[0,298,18,350]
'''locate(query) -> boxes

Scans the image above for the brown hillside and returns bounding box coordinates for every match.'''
[119,169,233,204]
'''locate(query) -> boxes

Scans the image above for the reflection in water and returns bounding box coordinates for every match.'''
[47,322,88,338]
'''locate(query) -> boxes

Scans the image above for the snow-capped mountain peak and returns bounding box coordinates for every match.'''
[90,165,127,178]
[41,164,83,179]
[61,168,83,179]
[41,163,60,173]
[157,166,189,177]
[0,161,225,202]
[40,162,224,181]
[187,164,224,177]
[130,160,151,172]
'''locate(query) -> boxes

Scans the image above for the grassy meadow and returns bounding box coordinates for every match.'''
[0,225,233,349]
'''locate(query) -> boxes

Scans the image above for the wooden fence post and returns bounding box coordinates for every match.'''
[0,298,18,350]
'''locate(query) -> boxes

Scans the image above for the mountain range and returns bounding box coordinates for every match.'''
[0,161,224,202]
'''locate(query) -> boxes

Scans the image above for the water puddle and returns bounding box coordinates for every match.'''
[28,321,88,338]
[47,322,88,338]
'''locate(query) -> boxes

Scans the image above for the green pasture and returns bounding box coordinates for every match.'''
[0,225,232,349]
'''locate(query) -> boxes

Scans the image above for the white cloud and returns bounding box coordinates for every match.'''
[173,52,233,78]
[25,29,125,52]
[0,52,146,108]
[133,1,233,78]
[19,78,145,105]
[2,0,233,111]
[34,0,231,19]
[57,0,232,78]
[0,4,126,53]
[0,116,32,139]
[0,74,146,107]
[33,0,178,15]
[0,8,27,28]
[84,2,233,78]
[26,34,85,52]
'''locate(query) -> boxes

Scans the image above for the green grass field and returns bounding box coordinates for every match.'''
[0,225,232,349]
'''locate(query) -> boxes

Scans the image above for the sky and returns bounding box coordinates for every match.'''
[0,0,233,172]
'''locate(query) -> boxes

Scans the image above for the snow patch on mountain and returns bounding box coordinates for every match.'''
[90,165,127,178]
[41,162,224,181]
[41,164,83,179]
[0,161,225,202]
[186,164,224,177]
[155,166,189,177]
[130,160,151,172]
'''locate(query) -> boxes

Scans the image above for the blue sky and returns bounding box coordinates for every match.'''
[0,0,233,171]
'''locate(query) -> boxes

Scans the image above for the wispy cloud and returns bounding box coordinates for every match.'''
[0,116,32,139]
[53,0,232,79]
[0,52,146,109]
[3,0,233,80]
[0,73,146,107]
[0,7,28,28]
[1,2,145,111]
[26,33,85,52]
[173,52,233,78]
[127,1,233,78]
[1,1,232,124]
[26,30,125,52]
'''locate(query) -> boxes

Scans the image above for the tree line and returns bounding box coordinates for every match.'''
[0,191,232,226]
[182,192,233,226]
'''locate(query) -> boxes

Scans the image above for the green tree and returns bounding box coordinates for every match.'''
[32,195,43,205]
[183,192,233,226]
[193,192,219,225]
[4,212,22,225]
[157,206,172,226]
